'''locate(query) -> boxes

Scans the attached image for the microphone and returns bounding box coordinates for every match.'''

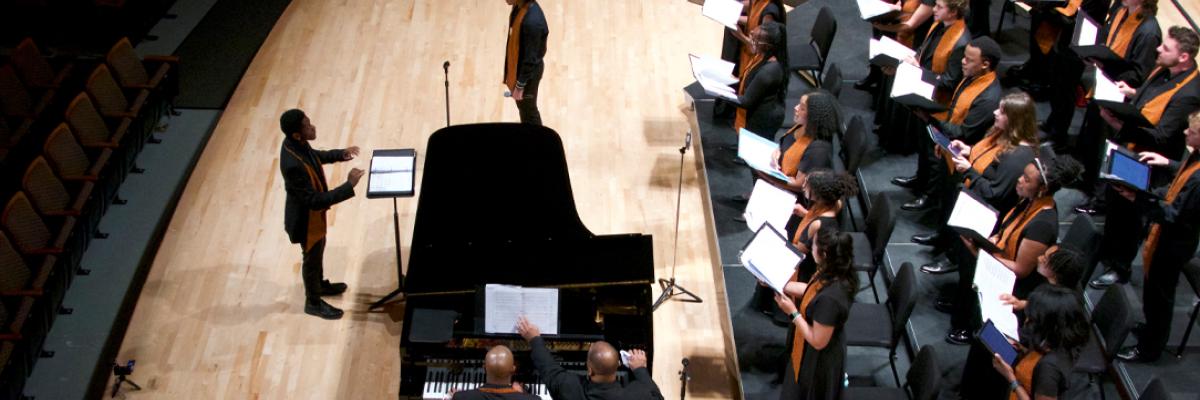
[443,61,450,72]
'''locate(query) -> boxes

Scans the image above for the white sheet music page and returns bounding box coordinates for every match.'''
[745,179,797,232]
[1077,16,1098,46]
[485,284,559,335]
[974,252,1019,339]
[690,54,740,101]
[869,36,916,61]
[947,191,998,238]
[891,62,935,100]
[857,0,896,20]
[1094,69,1126,102]
[739,225,803,294]
[369,155,415,193]
[702,0,744,30]
[737,129,790,181]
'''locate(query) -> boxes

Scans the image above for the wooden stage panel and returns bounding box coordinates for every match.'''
[111,1,738,399]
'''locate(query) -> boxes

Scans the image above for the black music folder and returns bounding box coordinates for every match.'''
[367,148,417,198]
[928,125,960,158]
[892,63,948,112]
[947,190,1002,254]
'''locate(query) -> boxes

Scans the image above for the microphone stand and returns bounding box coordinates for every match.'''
[443,61,451,127]
[678,358,691,400]
[653,131,702,311]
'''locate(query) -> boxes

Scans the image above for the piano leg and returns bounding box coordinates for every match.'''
[370,198,407,310]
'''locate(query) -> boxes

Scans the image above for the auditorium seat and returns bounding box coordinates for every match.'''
[43,123,112,183]
[1059,214,1102,289]
[844,262,918,387]
[1,192,72,257]
[0,231,52,301]
[65,93,130,149]
[821,63,843,99]
[849,193,896,302]
[843,345,939,399]
[106,37,177,94]
[788,6,836,85]
[0,65,41,149]
[11,38,72,90]
[22,157,91,218]
[86,64,149,120]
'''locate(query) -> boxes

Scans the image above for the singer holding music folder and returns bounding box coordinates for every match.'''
[987,286,1090,400]
[1003,0,1083,94]
[515,316,664,400]
[732,21,788,137]
[1108,112,1200,362]
[504,0,548,126]
[721,0,784,77]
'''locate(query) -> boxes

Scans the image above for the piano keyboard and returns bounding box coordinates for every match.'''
[421,366,551,400]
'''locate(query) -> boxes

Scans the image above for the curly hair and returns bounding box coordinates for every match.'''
[799,90,842,142]
[1046,246,1086,289]
[1023,285,1091,357]
[1032,154,1084,194]
[804,169,859,206]
[813,226,859,298]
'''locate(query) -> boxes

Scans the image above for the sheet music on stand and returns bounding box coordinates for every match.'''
[947,190,1002,253]
[689,54,741,103]
[891,63,946,111]
[744,179,797,232]
[737,128,790,181]
[484,284,559,335]
[702,0,743,30]
[739,223,804,294]
[974,252,1019,340]
[367,149,417,198]
[869,36,916,68]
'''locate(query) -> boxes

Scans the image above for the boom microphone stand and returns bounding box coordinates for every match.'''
[443,61,451,127]
[652,131,703,311]
[678,357,691,400]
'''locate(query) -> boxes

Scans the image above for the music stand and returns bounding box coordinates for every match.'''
[653,131,703,311]
[367,148,417,310]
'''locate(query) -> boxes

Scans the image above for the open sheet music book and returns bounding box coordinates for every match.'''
[367,149,417,198]
[975,252,1019,340]
[869,36,916,68]
[689,54,740,102]
[857,0,901,21]
[891,63,946,111]
[740,224,804,294]
[745,179,798,232]
[484,284,559,335]
[1093,70,1151,127]
[702,0,743,30]
[947,190,1001,253]
[1074,12,1099,46]
[1093,68,1126,103]
[737,129,790,181]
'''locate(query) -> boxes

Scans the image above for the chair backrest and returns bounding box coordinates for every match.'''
[65,93,112,146]
[12,38,55,88]
[1092,285,1134,358]
[810,7,838,63]
[865,193,896,260]
[22,156,69,215]
[888,262,919,343]
[0,232,31,293]
[907,345,942,400]
[1060,214,1102,290]
[1,192,52,254]
[106,37,150,87]
[1139,377,1172,400]
[821,63,843,98]
[1183,258,1200,297]
[0,65,33,117]
[43,123,90,178]
[843,116,868,174]
[86,64,130,116]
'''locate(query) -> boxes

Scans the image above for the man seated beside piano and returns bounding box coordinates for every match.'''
[512,316,665,400]
[450,345,542,400]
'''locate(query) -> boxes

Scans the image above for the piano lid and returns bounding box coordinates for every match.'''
[403,123,654,294]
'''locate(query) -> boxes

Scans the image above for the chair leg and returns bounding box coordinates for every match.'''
[1178,301,1200,358]
[1095,373,1105,400]
[870,269,880,304]
[888,348,901,387]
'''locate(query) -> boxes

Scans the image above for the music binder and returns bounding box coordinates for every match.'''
[978,320,1019,364]
[737,128,791,181]
[869,36,916,68]
[689,54,741,103]
[744,179,798,233]
[857,0,901,22]
[975,252,1019,339]
[739,223,805,294]
[1071,12,1134,71]
[1092,70,1152,127]
[947,190,1002,254]
[367,149,417,198]
[891,63,947,112]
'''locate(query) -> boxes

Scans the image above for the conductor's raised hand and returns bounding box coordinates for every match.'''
[516,315,541,341]
[348,168,365,187]
[343,146,360,161]
[626,349,648,370]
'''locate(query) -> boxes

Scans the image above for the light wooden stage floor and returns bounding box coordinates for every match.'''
[110,0,739,399]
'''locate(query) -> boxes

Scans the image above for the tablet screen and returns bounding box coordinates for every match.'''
[928,126,959,157]
[979,320,1018,365]
[1110,151,1150,191]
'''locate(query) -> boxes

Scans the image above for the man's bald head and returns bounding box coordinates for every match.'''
[587,341,619,381]
[484,345,517,383]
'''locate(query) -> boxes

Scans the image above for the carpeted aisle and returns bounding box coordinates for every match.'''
[173,0,293,109]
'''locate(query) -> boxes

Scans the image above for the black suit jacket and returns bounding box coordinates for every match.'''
[510,0,548,86]
[280,139,355,248]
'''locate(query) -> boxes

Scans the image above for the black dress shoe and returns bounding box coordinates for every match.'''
[1116,346,1158,363]
[921,260,958,274]
[902,195,933,211]
[320,280,348,296]
[304,299,344,320]
[946,329,971,345]
[891,175,920,189]
[911,232,942,246]
[1089,270,1127,289]
[934,298,955,314]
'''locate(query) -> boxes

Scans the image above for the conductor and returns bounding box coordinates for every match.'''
[278,109,364,320]
[516,316,664,400]
[451,345,541,400]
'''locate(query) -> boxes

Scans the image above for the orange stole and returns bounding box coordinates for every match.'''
[995,196,1056,260]
[1105,7,1143,58]
[896,0,924,47]
[1138,67,1200,125]
[504,1,533,91]
[1033,0,1082,54]
[283,146,329,252]
[780,125,812,177]
[933,71,997,123]
[792,204,834,247]
[479,387,520,394]
[1141,159,1200,274]
[954,132,1004,184]
[735,54,767,132]
[739,0,773,69]
[789,276,827,381]
[922,19,966,75]
[1009,351,1045,400]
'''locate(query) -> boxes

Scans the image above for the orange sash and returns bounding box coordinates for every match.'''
[479,386,521,394]
[283,145,329,252]
[780,125,812,178]
[897,0,924,47]
[933,71,997,123]
[504,1,533,91]
[789,276,826,381]
[1033,0,1082,54]
[1105,7,1143,58]
[1009,351,1045,400]
[1141,158,1200,274]
[995,196,1056,260]
[922,19,966,75]
[956,132,1005,184]
[792,204,834,246]
[739,0,773,68]
[735,54,767,132]
[1138,67,1200,125]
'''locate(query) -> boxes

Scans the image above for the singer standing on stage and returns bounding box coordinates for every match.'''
[279,109,363,320]
[504,0,548,126]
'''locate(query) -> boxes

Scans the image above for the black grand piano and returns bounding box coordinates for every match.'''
[398,124,656,399]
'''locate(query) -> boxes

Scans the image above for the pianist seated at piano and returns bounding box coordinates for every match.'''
[516,316,664,400]
[450,345,542,400]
